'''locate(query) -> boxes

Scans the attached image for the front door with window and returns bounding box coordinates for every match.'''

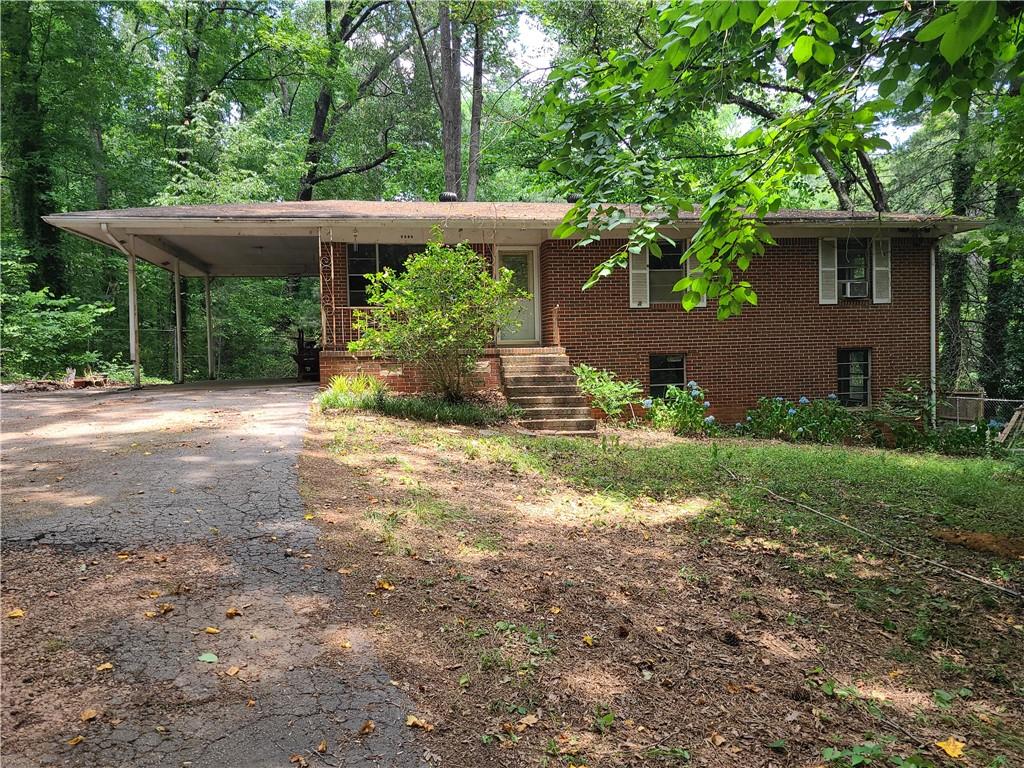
[497,248,539,344]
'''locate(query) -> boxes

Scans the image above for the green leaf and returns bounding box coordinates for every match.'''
[915,11,956,43]
[812,41,835,66]
[198,653,218,663]
[792,36,815,65]
[938,1,996,65]
[878,79,899,98]
[903,89,924,111]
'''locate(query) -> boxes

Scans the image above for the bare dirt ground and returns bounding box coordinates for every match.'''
[1,382,427,767]
[300,411,1024,768]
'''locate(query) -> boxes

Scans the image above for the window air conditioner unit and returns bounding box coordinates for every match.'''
[841,281,869,299]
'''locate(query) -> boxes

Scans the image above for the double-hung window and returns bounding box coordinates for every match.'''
[819,237,891,304]
[649,242,688,303]
[650,354,686,399]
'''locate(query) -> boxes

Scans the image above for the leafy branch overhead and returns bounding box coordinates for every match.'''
[538,0,1023,319]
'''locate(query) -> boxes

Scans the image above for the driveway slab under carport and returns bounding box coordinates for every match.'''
[1,382,426,767]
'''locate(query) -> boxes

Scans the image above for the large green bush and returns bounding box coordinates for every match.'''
[649,382,718,436]
[739,395,859,443]
[349,232,526,401]
[0,250,114,379]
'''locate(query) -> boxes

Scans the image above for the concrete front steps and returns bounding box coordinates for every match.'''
[499,347,597,436]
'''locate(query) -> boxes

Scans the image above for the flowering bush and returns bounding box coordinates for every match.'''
[738,394,859,443]
[649,381,718,435]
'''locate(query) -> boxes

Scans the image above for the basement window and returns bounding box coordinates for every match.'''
[650,354,686,399]
[837,348,871,406]
[348,244,421,306]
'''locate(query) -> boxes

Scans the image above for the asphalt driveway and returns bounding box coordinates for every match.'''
[1,382,425,767]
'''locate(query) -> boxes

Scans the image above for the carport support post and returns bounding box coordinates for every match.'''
[173,259,184,384]
[204,275,214,379]
[127,240,141,389]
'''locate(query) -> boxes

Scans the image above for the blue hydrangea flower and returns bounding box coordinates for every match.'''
[703,415,715,424]
[687,380,698,388]
[827,393,838,400]
[746,415,752,422]
[642,398,653,408]
[735,422,743,428]
[787,408,797,416]
[798,396,810,405]
[988,419,1003,429]
[703,401,711,409]
[796,426,804,434]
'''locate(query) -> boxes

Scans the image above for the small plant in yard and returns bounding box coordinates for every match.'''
[374,394,516,426]
[738,394,858,443]
[316,374,387,411]
[572,363,642,418]
[349,230,527,401]
[649,381,718,435]
[591,703,615,734]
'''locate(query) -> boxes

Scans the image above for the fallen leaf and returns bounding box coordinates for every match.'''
[549,606,561,615]
[66,735,84,746]
[582,635,594,647]
[197,653,218,664]
[376,579,395,591]
[158,603,174,615]
[80,709,99,722]
[339,640,352,649]
[7,608,25,619]
[246,698,256,708]
[146,590,161,599]
[405,714,434,731]
[226,666,240,677]
[143,611,158,619]
[304,513,315,520]
[95,662,113,671]
[710,732,726,747]
[936,737,965,758]
[337,568,353,575]
[516,713,539,731]
[316,739,327,753]
[204,627,221,634]
[289,755,308,767]
[359,720,375,735]
[225,607,242,618]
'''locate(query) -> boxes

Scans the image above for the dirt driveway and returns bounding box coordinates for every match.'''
[1,382,426,767]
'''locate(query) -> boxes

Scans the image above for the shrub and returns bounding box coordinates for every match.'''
[739,395,859,443]
[572,363,642,418]
[349,230,527,401]
[649,381,718,435]
[317,374,388,411]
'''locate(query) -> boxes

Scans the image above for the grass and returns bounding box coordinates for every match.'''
[304,412,1024,768]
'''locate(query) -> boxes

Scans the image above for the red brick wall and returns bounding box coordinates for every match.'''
[320,351,502,393]
[540,236,936,424]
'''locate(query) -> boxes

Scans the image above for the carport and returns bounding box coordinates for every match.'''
[44,204,323,388]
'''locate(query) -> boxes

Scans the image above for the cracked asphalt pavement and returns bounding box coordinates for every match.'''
[1,382,427,767]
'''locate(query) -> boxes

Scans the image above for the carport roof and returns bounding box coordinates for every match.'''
[43,200,984,279]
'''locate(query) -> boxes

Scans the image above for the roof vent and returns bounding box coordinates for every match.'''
[438,191,458,202]
[566,193,582,203]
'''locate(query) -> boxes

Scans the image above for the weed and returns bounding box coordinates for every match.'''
[592,703,615,734]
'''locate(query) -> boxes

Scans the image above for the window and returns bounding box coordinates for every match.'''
[837,238,870,299]
[650,354,685,399]
[348,244,422,306]
[837,349,870,406]
[649,242,687,303]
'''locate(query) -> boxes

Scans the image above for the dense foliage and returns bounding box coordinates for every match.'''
[349,235,525,400]
[572,363,642,418]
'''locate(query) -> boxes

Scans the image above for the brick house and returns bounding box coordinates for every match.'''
[45,201,979,429]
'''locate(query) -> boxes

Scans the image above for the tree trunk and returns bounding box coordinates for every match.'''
[2,0,64,294]
[90,124,111,208]
[940,108,975,386]
[439,3,462,199]
[979,80,1021,400]
[465,22,484,201]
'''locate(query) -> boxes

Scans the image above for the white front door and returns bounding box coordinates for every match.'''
[497,248,539,344]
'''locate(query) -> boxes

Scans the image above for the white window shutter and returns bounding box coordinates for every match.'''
[686,252,707,307]
[819,238,838,304]
[629,250,649,308]
[872,238,891,304]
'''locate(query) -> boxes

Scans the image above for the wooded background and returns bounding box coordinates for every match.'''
[1,1,1021,397]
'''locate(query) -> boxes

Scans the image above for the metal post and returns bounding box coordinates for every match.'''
[127,237,141,389]
[174,259,184,384]
[204,275,214,379]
